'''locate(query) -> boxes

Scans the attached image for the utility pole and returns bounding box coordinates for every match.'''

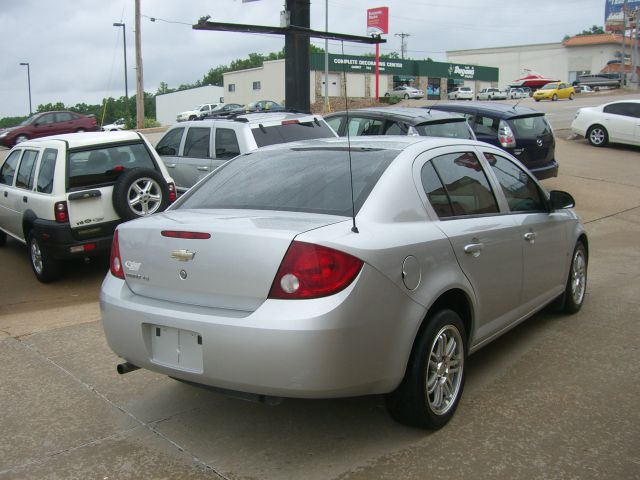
[395,32,410,59]
[113,23,129,117]
[285,0,310,111]
[135,0,145,128]
[324,0,329,112]
[19,62,32,115]
[633,8,639,84]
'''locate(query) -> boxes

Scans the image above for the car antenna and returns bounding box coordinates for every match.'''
[341,40,358,233]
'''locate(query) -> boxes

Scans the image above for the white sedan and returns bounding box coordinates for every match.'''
[571,100,640,147]
[386,85,425,99]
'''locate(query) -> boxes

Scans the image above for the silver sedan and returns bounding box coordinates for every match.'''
[386,85,425,99]
[101,136,588,429]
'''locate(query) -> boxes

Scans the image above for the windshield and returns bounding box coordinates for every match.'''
[177,147,398,216]
[414,120,474,140]
[540,84,558,90]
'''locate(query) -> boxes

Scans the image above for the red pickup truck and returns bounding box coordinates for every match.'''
[0,111,98,147]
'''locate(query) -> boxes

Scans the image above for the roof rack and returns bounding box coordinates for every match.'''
[227,109,315,123]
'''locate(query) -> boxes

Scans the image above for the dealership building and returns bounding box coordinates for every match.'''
[447,34,633,90]
[222,52,499,106]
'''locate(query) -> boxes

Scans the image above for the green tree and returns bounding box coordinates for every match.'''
[564,25,605,41]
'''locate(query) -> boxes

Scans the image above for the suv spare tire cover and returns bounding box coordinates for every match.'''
[112,168,170,221]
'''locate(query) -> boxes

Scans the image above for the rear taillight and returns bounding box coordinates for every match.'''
[161,230,210,239]
[498,120,516,148]
[110,230,125,279]
[54,201,68,223]
[281,119,300,125]
[268,241,363,300]
[168,182,177,202]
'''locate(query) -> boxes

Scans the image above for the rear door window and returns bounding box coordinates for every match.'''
[473,116,499,136]
[414,120,474,139]
[67,142,156,190]
[603,102,640,118]
[183,127,211,158]
[345,117,384,136]
[427,152,499,217]
[215,128,241,159]
[251,121,335,147]
[15,150,39,190]
[37,148,58,194]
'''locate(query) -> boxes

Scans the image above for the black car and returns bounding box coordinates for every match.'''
[426,103,558,180]
[200,103,244,119]
[324,107,475,140]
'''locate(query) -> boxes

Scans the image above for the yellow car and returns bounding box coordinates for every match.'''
[533,82,575,102]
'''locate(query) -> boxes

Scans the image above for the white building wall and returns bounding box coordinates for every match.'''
[224,59,286,106]
[155,85,224,126]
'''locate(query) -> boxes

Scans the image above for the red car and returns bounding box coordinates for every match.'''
[0,111,98,147]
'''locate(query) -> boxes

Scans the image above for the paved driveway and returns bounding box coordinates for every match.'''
[1,138,639,479]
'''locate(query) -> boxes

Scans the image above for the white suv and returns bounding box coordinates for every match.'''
[447,87,474,100]
[176,104,223,122]
[156,112,337,193]
[0,131,176,282]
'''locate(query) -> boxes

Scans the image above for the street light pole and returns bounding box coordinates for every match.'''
[19,62,32,115]
[134,0,145,129]
[113,22,129,115]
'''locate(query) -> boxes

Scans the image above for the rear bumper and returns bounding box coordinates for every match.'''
[100,265,426,399]
[32,219,115,260]
[530,159,559,180]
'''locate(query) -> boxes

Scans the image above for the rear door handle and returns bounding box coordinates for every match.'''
[165,163,176,168]
[197,166,209,171]
[524,232,536,243]
[463,243,483,257]
[23,196,28,203]
[3,191,7,197]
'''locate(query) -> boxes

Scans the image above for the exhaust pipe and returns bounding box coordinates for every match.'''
[116,362,140,375]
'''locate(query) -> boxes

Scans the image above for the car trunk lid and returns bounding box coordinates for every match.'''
[116,209,345,311]
[507,114,554,170]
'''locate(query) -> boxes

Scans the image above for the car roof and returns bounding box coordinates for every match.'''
[325,107,464,124]
[427,102,544,118]
[178,111,322,127]
[18,131,144,149]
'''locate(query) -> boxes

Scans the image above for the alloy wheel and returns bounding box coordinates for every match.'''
[589,128,606,145]
[571,249,587,306]
[30,238,43,275]
[127,178,163,216]
[426,325,464,415]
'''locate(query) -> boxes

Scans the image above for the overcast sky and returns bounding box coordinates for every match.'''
[0,0,603,118]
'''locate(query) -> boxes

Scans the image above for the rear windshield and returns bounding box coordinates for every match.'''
[177,147,398,216]
[251,121,335,148]
[507,115,551,139]
[414,119,473,139]
[67,142,156,190]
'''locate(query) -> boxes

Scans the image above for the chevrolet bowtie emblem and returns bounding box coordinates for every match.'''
[171,249,196,262]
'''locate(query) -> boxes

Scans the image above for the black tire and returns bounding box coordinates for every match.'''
[386,309,467,429]
[535,98,540,102]
[0,230,6,247]
[384,92,390,97]
[188,115,197,121]
[28,232,62,283]
[112,168,170,221]
[404,94,410,100]
[552,94,558,101]
[14,134,29,145]
[569,92,575,100]
[587,125,608,147]
[556,242,588,314]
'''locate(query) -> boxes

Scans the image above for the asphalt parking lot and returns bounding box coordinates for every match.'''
[1,106,640,479]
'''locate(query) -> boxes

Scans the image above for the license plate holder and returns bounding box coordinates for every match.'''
[150,325,203,373]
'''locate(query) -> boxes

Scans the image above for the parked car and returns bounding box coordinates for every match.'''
[0,111,98,147]
[427,103,559,179]
[176,104,223,122]
[200,104,244,119]
[385,85,425,99]
[447,87,474,100]
[574,85,594,94]
[324,107,475,140]
[477,88,507,100]
[155,112,337,193]
[508,88,528,99]
[533,82,575,102]
[102,118,126,131]
[102,135,588,430]
[571,100,640,148]
[245,100,285,112]
[0,131,176,282]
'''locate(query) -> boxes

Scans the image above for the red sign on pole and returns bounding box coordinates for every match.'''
[367,7,389,36]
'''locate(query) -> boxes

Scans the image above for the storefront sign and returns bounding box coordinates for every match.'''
[448,64,476,79]
[367,7,389,35]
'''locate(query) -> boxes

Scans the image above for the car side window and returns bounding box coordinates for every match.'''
[473,116,499,136]
[428,152,499,217]
[484,152,545,212]
[37,148,57,194]
[0,150,21,186]
[156,127,185,156]
[15,150,39,190]
[325,116,343,134]
[56,112,73,122]
[420,161,453,218]
[38,114,56,125]
[215,128,240,159]
[183,127,211,158]
[348,117,384,136]
[603,102,638,118]
[384,122,406,135]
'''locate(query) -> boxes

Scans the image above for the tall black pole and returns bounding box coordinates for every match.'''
[113,23,129,116]
[285,0,310,111]
[19,62,32,115]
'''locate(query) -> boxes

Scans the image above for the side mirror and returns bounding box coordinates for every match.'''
[549,190,575,210]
